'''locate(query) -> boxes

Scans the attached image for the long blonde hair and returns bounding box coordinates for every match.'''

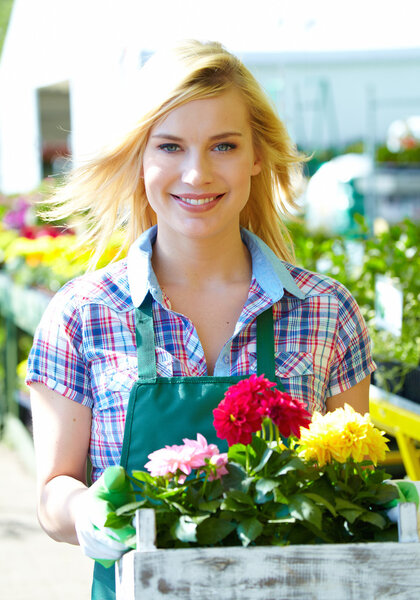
[48,40,305,265]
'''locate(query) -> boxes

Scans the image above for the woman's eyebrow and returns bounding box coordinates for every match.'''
[210,132,243,140]
[151,131,243,140]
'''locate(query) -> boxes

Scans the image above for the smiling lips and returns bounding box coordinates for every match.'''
[171,193,224,207]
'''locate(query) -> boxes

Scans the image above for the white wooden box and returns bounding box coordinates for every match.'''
[116,505,420,600]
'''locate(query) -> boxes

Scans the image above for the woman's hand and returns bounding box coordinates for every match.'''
[74,467,136,565]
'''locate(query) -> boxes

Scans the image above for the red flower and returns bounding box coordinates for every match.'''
[257,389,311,438]
[213,374,274,446]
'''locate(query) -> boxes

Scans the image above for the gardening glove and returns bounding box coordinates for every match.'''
[75,465,136,568]
[384,480,420,523]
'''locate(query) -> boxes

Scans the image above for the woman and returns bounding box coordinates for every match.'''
[27,40,375,598]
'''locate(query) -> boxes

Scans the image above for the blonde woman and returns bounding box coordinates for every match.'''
[27,40,375,599]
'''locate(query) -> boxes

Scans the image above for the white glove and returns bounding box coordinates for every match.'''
[385,480,420,523]
[74,466,136,566]
[75,502,132,562]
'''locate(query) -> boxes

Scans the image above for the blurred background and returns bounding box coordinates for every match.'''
[0,1,419,597]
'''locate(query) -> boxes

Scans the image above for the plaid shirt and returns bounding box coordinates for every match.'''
[26,227,375,480]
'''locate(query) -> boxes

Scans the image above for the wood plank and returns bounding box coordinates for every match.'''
[117,542,420,600]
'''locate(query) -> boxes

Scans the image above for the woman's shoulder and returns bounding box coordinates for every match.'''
[49,258,134,313]
[281,261,356,305]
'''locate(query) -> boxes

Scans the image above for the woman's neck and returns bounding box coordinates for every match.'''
[151,227,252,291]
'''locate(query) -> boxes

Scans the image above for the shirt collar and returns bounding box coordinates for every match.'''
[127,225,161,307]
[127,225,306,308]
[240,229,306,301]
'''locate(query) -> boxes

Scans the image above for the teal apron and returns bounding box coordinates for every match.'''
[91,294,283,599]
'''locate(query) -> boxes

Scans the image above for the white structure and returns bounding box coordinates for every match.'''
[1,0,420,194]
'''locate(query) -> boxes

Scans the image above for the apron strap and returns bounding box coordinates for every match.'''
[135,293,157,380]
[256,306,276,381]
[135,294,277,381]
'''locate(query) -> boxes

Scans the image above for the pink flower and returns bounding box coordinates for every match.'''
[257,389,311,438]
[182,433,220,465]
[145,435,224,482]
[213,374,274,446]
[144,444,197,481]
[207,453,229,481]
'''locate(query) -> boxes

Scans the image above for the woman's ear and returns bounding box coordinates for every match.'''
[251,155,262,176]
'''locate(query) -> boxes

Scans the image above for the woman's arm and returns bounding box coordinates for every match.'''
[30,383,92,544]
[325,374,371,415]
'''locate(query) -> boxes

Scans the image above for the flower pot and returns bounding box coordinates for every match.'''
[115,507,420,600]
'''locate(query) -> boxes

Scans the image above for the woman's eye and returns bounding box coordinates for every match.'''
[158,143,181,153]
[214,142,236,152]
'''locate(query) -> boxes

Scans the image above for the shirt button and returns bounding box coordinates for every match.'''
[223,356,229,364]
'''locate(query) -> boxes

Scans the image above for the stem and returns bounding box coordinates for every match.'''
[245,446,250,474]
[275,425,281,450]
[201,471,210,497]
[268,419,274,444]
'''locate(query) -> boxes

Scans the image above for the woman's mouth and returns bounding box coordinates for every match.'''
[171,194,224,208]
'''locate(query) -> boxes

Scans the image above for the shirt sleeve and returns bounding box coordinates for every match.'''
[26,281,93,407]
[326,281,376,397]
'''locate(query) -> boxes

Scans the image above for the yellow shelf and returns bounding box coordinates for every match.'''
[370,385,420,480]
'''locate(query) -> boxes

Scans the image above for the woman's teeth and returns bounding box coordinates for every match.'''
[177,196,219,205]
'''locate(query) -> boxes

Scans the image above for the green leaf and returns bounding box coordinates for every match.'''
[305,493,337,517]
[250,436,272,470]
[104,512,127,528]
[335,498,364,511]
[221,463,247,490]
[220,497,245,512]
[237,517,263,546]
[240,477,254,494]
[289,494,323,530]
[115,500,146,516]
[275,457,305,475]
[255,479,278,495]
[173,516,197,543]
[340,509,363,524]
[274,504,291,519]
[334,497,364,523]
[254,478,278,504]
[196,518,236,545]
[228,490,255,506]
[168,501,191,515]
[204,479,224,501]
[198,499,221,513]
[253,447,274,473]
[372,483,400,505]
[227,443,248,466]
[273,488,289,504]
[131,470,156,485]
[359,511,387,529]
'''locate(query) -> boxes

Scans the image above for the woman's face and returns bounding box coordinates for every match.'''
[142,88,261,243]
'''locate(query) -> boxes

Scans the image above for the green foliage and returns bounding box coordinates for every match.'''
[289,216,420,389]
[105,438,398,548]
[376,144,420,165]
[0,0,14,57]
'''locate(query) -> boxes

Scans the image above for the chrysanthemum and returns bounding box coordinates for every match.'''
[213,374,273,446]
[297,404,389,466]
[257,389,311,438]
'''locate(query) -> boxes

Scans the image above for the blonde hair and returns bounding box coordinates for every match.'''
[48,40,305,264]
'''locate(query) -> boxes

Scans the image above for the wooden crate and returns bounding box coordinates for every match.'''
[116,505,420,600]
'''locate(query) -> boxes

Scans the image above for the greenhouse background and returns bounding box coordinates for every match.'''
[0,1,419,597]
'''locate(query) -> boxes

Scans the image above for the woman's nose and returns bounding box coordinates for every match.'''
[181,152,213,186]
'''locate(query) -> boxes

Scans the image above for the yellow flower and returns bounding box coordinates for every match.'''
[297,404,389,466]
